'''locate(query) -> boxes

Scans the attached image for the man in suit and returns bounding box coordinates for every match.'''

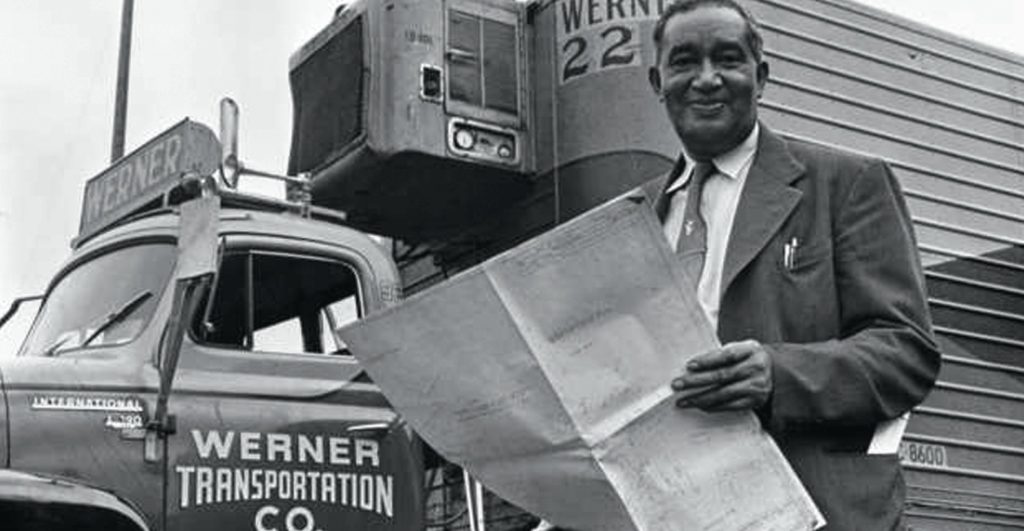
[646,1,941,529]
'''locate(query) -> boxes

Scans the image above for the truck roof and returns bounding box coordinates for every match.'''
[60,198,399,314]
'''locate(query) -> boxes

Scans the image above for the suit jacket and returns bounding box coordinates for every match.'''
[647,125,941,531]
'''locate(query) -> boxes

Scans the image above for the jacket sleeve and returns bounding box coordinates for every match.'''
[764,159,941,432]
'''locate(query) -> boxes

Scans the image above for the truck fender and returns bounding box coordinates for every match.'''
[0,469,150,531]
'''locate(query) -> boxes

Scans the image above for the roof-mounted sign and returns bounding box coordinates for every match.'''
[78,119,220,242]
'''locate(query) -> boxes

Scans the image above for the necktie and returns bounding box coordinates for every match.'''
[675,161,716,290]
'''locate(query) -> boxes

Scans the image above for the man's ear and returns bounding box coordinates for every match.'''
[648,67,662,96]
[755,60,770,98]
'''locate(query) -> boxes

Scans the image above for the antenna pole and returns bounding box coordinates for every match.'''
[110,0,134,162]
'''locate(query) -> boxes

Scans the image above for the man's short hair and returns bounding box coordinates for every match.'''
[652,0,765,62]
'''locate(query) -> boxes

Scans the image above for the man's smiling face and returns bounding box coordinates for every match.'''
[650,5,768,160]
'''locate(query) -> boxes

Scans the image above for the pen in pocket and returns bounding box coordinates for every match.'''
[784,237,799,270]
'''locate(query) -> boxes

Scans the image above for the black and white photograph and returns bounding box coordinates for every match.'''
[0,1,1021,529]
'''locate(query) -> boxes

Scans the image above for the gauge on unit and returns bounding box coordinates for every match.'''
[453,129,476,150]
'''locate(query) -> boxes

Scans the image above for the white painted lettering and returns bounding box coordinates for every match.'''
[215,467,231,502]
[359,475,374,511]
[265,468,279,498]
[355,438,380,467]
[377,475,393,518]
[297,435,323,464]
[306,471,321,501]
[267,433,292,462]
[321,472,336,504]
[192,429,235,459]
[255,504,279,531]
[163,134,181,176]
[234,467,250,501]
[253,469,265,500]
[286,506,315,531]
[336,473,351,505]
[292,470,307,501]
[132,153,150,194]
[148,143,165,183]
[175,465,195,508]
[85,185,103,222]
[115,164,132,206]
[132,150,149,196]
[174,466,395,518]
[279,469,292,500]
[240,431,261,461]
[103,177,118,213]
[329,437,351,465]
[196,467,213,506]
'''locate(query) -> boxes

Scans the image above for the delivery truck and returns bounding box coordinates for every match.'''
[0,114,427,529]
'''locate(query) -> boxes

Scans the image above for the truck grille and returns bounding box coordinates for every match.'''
[288,15,364,175]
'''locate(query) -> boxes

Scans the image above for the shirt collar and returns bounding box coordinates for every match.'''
[666,123,760,194]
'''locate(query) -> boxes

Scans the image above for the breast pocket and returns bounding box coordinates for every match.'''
[778,238,832,276]
[778,238,837,338]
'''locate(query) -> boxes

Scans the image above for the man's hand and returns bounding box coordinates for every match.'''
[671,339,773,411]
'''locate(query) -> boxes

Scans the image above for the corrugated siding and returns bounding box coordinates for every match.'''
[748,0,1024,527]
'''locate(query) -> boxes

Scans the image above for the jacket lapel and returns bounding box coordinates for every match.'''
[720,126,805,295]
[651,154,688,222]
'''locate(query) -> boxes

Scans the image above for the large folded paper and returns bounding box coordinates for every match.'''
[339,191,824,530]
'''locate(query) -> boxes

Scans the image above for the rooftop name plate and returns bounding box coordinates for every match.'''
[78,119,220,241]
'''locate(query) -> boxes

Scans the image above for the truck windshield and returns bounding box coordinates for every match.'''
[19,243,176,356]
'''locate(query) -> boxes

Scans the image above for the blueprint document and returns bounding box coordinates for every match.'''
[338,192,824,531]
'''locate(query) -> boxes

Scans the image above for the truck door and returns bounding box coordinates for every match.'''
[6,241,179,525]
[165,238,423,531]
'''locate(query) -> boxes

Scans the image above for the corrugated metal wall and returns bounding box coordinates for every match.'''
[746,0,1024,528]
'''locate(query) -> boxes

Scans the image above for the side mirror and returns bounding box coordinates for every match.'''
[219,98,241,188]
[216,97,314,214]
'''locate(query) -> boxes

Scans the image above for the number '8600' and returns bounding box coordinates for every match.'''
[899,442,947,468]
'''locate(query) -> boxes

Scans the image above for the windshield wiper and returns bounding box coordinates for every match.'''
[41,335,71,357]
[80,290,154,349]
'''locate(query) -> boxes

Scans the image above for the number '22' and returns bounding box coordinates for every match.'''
[562,25,637,83]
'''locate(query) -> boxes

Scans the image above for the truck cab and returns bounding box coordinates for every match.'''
[0,119,424,530]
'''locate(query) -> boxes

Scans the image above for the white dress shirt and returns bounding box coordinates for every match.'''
[663,124,760,330]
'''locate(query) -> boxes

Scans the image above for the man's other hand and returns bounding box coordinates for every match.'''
[671,339,773,411]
